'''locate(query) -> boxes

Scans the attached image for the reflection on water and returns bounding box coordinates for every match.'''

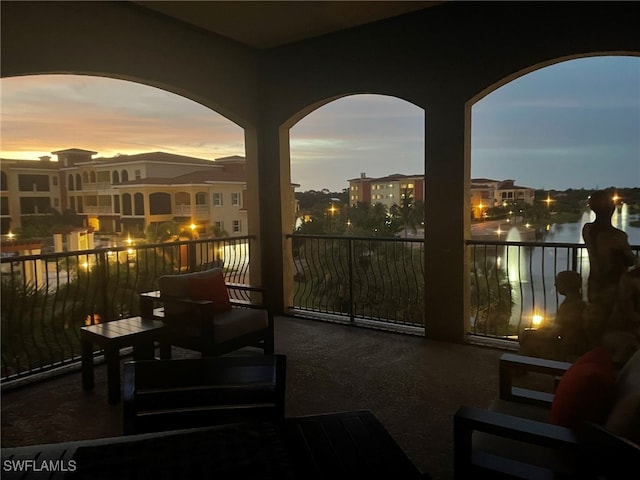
[503,209,639,332]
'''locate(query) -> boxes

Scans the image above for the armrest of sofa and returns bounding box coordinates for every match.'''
[453,405,583,479]
[499,353,572,407]
[139,291,215,334]
[225,282,267,308]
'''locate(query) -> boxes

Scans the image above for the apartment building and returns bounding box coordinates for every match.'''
[1,149,252,238]
[347,173,534,220]
[1,156,62,235]
[347,172,425,209]
[470,178,536,219]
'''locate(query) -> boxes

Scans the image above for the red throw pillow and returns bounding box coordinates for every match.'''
[549,347,615,429]
[187,272,232,313]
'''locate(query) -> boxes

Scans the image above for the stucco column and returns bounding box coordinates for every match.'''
[423,99,470,342]
[253,123,287,314]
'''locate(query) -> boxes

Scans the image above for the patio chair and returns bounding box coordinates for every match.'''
[123,354,286,435]
[454,345,640,479]
[140,268,274,358]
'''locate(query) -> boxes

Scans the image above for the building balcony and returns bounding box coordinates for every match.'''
[172,204,210,218]
[83,205,115,215]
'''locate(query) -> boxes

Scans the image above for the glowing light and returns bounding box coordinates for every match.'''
[81,262,89,269]
[7,232,14,240]
[126,237,133,245]
[127,248,134,255]
[190,224,196,230]
[532,314,544,327]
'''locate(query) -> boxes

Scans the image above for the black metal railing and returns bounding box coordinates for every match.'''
[288,234,425,331]
[1,236,253,381]
[289,233,640,341]
[3,231,638,381]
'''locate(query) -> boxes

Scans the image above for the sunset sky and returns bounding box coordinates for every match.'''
[1,55,638,192]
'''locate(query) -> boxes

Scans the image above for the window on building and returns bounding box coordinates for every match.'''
[19,197,51,214]
[233,220,241,233]
[122,193,132,215]
[52,176,58,186]
[54,198,59,208]
[18,174,49,192]
[215,221,224,231]
[195,192,207,205]
[213,192,223,206]
[134,170,141,180]
[149,192,171,215]
[231,192,241,206]
[134,193,144,215]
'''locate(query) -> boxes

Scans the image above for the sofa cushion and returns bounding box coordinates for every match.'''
[605,349,640,443]
[614,349,640,399]
[212,308,269,343]
[158,268,224,316]
[549,347,615,429]
[188,271,232,313]
[605,393,640,444]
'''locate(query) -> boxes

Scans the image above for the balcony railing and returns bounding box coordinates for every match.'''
[1,236,253,381]
[287,234,425,334]
[467,239,639,339]
[2,232,638,383]
[288,233,640,340]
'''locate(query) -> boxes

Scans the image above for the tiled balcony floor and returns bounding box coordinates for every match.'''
[1,316,507,480]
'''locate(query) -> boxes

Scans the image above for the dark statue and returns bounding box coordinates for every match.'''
[520,190,639,361]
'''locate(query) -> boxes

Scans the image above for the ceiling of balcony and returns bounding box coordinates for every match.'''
[134,1,443,49]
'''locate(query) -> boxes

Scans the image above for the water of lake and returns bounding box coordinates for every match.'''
[503,208,639,331]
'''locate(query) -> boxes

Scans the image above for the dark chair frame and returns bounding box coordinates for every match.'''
[123,354,286,435]
[140,281,274,358]
[454,353,640,479]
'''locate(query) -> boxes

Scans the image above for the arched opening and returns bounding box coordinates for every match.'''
[1,74,250,249]
[467,54,640,341]
[122,193,132,216]
[288,94,426,329]
[133,193,144,216]
[149,192,171,215]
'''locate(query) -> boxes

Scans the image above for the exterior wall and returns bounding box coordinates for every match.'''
[2,152,252,239]
[0,159,61,232]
